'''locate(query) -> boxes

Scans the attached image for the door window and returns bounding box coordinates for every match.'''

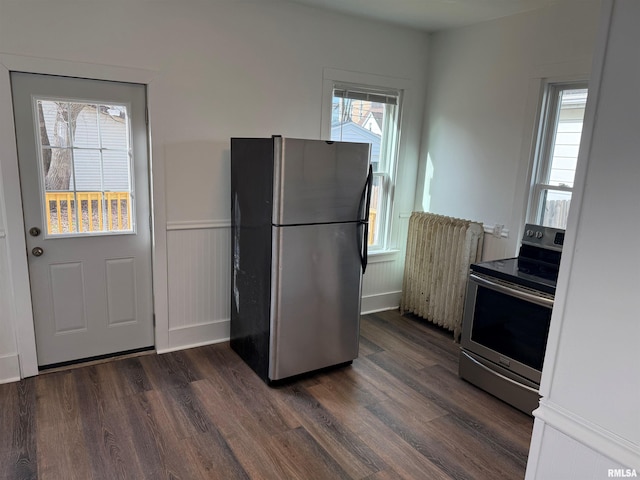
[35,99,134,236]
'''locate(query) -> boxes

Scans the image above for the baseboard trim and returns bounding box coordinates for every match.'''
[0,353,21,384]
[534,399,640,469]
[158,292,403,355]
[361,291,401,315]
[159,319,230,354]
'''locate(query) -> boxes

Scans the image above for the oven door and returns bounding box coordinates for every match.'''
[460,272,553,385]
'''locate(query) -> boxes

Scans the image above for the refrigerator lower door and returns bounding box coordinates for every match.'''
[269,222,363,381]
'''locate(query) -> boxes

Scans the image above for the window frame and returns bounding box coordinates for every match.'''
[33,96,136,238]
[527,80,588,228]
[321,70,404,252]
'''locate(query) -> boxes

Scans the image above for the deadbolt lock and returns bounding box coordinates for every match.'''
[29,227,41,237]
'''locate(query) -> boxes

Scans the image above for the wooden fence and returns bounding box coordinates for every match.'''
[543,199,571,229]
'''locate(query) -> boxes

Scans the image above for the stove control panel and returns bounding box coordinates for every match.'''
[522,224,565,252]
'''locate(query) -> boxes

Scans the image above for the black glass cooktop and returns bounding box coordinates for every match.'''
[470,257,557,294]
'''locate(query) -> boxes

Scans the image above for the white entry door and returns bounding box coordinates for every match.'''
[11,72,154,367]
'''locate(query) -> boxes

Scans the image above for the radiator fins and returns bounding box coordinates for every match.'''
[400,212,484,341]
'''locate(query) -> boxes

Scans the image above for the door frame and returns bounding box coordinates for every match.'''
[0,54,170,378]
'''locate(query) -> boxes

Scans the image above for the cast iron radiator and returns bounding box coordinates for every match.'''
[400,212,484,340]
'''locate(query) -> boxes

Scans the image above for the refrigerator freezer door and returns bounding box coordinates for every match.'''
[273,138,370,225]
[269,222,363,380]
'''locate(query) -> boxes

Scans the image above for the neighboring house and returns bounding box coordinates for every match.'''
[360,110,383,135]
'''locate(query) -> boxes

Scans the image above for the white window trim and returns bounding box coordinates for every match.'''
[34,97,137,239]
[526,79,588,227]
[321,68,408,252]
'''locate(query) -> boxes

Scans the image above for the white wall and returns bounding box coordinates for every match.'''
[526,0,640,475]
[419,0,601,257]
[0,0,429,380]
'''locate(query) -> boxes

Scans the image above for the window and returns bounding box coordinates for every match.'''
[528,83,588,229]
[329,83,402,249]
[36,99,134,236]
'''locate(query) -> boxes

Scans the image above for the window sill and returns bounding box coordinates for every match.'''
[367,249,400,264]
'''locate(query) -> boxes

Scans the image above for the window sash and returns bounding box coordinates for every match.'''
[369,172,388,248]
[528,82,587,228]
[330,83,401,250]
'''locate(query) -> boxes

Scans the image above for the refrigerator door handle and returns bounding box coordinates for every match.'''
[358,164,373,222]
[358,165,373,273]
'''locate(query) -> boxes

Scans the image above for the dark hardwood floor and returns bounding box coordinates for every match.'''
[0,310,533,479]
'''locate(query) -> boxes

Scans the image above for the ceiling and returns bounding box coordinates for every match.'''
[283,0,561,32]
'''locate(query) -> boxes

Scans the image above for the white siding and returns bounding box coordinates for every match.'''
[37,104,130,191]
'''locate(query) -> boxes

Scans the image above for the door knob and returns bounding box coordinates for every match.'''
[32,247,44,257]
[29,227,41,237]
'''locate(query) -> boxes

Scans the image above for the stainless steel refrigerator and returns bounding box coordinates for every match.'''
[230,136,372,384]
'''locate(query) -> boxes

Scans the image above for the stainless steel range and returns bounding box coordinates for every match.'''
[459,223,565,415]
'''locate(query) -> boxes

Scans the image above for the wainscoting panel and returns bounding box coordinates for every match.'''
[527,418,630,480]
[482,232,511,261]
[362,252,402,297]
[166,223,231,350]
[361,255,403,314]
[164,216,412,350]
[361,213,411,313]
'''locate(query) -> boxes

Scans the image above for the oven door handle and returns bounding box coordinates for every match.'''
[461,350,540,395]
[469,273,554,309]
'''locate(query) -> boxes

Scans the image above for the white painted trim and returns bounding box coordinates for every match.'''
[147,84,169,354]
[166,220,231,231]
[524,418,546,480]
[0,53,164,377]
[367,249,400,263]
[159,291,403,354]
[530,59,593,82]
[533,399,640,470]
[160,319,230,353]
[0,353,21,384]
[0,59,38,378]
[361,291,401,314]
[0,52,156,84]
[514,75,545,244]
[159,290,402,354]
[513,54,594,251]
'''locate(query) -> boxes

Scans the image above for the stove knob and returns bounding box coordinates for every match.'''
[526,229,534,237]
[535,231,543,239]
